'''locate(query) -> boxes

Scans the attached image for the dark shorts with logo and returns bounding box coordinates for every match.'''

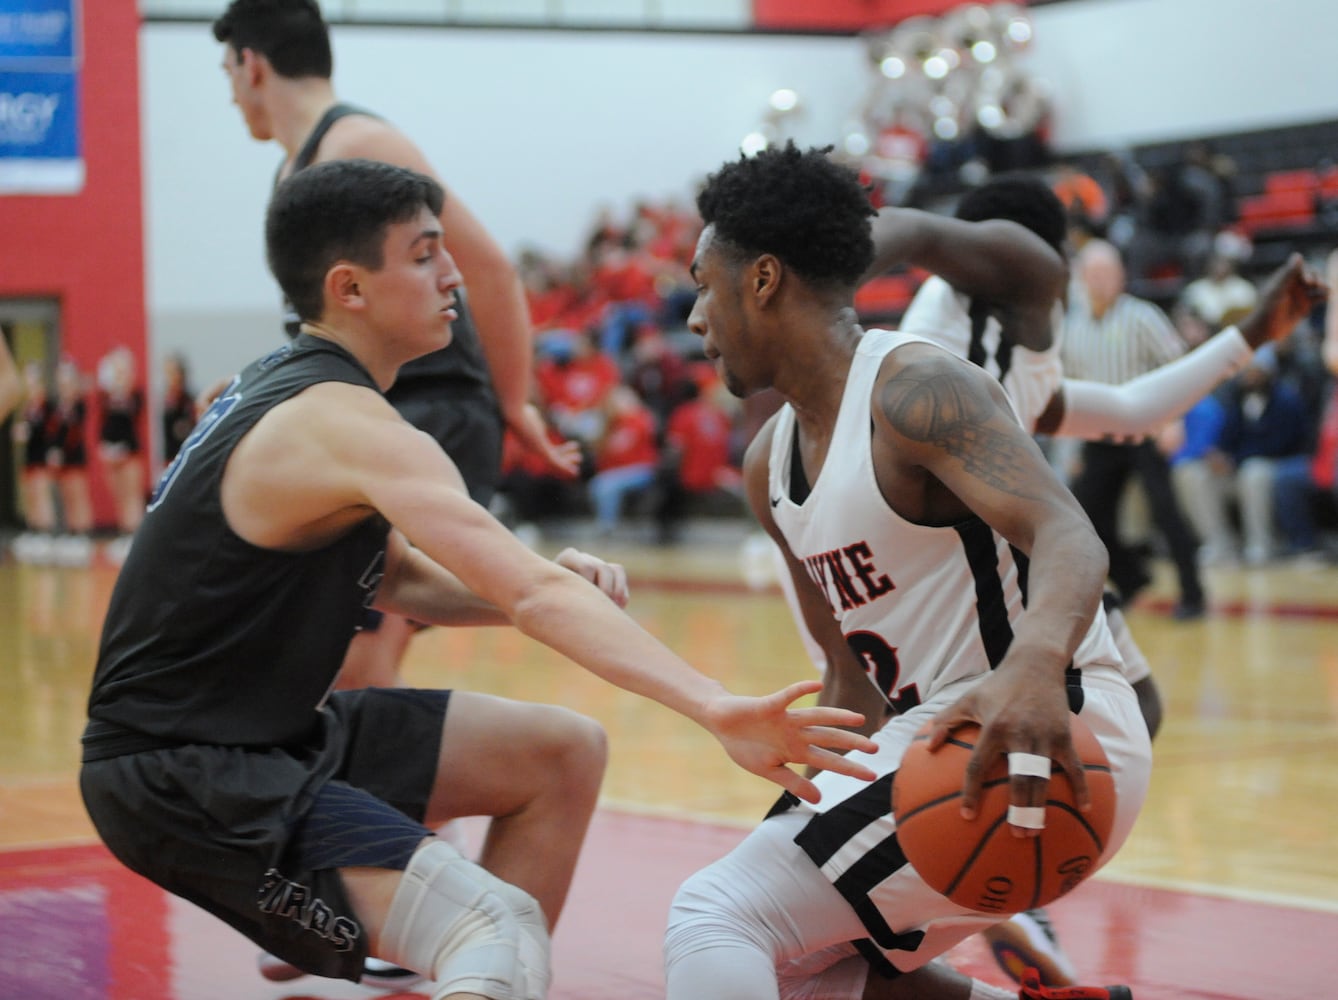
[79,688,451,982]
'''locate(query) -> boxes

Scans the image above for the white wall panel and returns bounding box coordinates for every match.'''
[142,1,1338,381]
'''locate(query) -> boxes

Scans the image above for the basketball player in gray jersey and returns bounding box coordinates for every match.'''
[81,159,879,1000]
[213,0,581,700]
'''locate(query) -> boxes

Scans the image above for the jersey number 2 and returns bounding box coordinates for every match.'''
[846,630,921,714]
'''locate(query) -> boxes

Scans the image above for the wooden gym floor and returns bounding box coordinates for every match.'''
[2,524,1337,999]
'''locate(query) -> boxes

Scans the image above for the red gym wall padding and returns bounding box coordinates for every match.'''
[752,0,974,32]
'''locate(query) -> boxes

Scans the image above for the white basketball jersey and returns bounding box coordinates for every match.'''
[899,275,1064,433]
[767,329,1120,713]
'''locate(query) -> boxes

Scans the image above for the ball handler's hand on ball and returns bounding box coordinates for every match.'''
[896,694,1116,911]
[925,668,1088,836]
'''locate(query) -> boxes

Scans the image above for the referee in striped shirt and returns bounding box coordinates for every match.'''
[1062,239,1207,620]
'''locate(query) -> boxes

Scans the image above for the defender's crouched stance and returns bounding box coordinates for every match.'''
[80,160,877,1000]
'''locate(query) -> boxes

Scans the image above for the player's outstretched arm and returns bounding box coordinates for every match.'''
[373,533,630,627]
[223,383,877,801]
[1036,252,1328,439]
[864,208,1064,351]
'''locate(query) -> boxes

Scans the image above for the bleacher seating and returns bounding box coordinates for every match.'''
[1132,117,1338,271]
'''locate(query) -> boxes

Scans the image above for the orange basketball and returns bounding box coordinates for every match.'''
[891,714,1117,915]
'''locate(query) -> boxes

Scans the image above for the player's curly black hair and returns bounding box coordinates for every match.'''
[954,174,1067,256]
[696,142,876,289]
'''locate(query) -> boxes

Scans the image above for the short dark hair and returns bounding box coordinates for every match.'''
[696,142,876,290]
[266,159,445,323]
[212,0,332,79]
[954,174,1068,256]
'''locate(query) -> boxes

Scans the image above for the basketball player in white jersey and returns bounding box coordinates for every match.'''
[664,142,1154,1000]
[862,176,1324,986]
[766,175,1324,986]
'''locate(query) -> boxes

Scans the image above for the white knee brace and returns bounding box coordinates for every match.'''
[379,840,550,1000]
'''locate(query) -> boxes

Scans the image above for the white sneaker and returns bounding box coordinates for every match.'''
[13,532,55,564]
[983,908,1078,987]
[53,535,92,567]
[360,958,425,991]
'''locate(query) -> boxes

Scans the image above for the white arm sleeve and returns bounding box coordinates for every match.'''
[1055,326,1252,440]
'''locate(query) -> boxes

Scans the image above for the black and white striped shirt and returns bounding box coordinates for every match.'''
[1061,292,1185,385]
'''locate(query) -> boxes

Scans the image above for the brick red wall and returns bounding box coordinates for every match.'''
[0,0,146,527]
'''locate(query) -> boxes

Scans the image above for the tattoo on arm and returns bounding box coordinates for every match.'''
[878,363,1039,499]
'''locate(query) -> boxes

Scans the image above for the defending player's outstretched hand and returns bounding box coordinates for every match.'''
[703,679,878,804]
[1239,252,1329,349]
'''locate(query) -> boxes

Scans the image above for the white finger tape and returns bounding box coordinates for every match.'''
[1007,752,1052,778]
[1007,805,1047,829]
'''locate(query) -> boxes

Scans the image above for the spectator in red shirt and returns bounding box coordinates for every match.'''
[588,385,660,536]
[654,380,744,543]
[535,329,622,447]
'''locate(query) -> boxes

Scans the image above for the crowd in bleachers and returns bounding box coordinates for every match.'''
[1039,140,1338,568]
[496,198,748,543]
[497,120,1338,565]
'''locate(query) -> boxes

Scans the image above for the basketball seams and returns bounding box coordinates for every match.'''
[942,812,1011,898]
[893,774,1009,825]
[894,717,1116,913]
[1041,799,1107,854]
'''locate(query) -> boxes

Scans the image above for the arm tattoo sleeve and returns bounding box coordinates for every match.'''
[877,362,1041,501]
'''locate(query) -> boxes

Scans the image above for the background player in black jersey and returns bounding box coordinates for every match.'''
[80,159,878,1000]
[212,0,580,697]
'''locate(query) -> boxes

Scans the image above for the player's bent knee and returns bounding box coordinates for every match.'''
[379,840,550,1000]
[665,865,768,967]
[533,707,608,795]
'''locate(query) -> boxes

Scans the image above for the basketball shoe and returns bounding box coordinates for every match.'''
[1017,967,1133,1000]
[985,908,1078,986]
[256,953,423,991]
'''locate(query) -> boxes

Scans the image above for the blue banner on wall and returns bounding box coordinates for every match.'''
[0,0,79,66]
[0,0,81,194]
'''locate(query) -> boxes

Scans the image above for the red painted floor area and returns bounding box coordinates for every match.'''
[2,809,1334,1000]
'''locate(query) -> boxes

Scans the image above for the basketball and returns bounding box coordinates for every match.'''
[892,715,1117,915]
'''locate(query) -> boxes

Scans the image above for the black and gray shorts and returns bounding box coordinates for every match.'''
[80,688,451,982]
